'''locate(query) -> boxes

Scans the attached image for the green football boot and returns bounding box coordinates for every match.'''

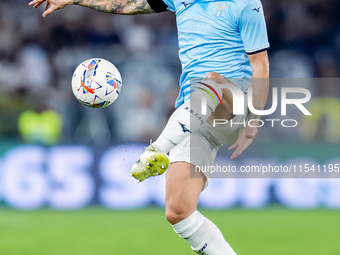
[131,141,170,182]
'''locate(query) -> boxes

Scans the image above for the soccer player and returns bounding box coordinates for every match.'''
[29,0,270,254]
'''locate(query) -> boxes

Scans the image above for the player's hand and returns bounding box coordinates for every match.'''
[29,0,72,17]
[228,125,258,159]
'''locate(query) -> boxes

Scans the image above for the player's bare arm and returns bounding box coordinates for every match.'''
[247,50,270,113]
[229,50,269,159]
[29,0,156,17]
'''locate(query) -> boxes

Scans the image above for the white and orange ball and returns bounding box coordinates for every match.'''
[72,58,122,108]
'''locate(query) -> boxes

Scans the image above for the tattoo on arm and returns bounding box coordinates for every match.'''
[73,0,156,14]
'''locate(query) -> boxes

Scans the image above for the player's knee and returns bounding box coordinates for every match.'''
[165,203,188,225]
[203,72,227,87]
[204,71,223,80]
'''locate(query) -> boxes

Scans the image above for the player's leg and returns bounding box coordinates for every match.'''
[206,73,236,125]
[152,72,233,154]
[166,162,237,255]
[131,72,234,181]
[165,162,205,224]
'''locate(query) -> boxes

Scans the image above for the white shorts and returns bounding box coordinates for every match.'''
[169,97,248,189]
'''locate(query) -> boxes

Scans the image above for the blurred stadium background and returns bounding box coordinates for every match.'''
[0,0,340,254]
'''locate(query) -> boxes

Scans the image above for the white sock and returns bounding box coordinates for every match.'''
[153,81,222,153]
[172,211,237,255]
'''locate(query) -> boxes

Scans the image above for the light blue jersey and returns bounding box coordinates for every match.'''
[161,0,269,107]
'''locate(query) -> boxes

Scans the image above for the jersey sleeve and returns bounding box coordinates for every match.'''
[239,0,270,54]
[147,0,174,12]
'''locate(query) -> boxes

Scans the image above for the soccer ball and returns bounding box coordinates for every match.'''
[71,58,122,108]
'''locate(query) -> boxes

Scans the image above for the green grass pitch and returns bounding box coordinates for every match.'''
[0,207,339,255]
